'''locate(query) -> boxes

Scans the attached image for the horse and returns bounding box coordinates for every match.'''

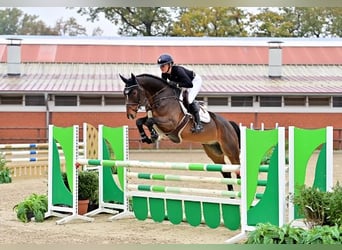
[120,73,241,190]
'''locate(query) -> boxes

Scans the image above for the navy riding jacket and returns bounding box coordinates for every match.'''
[161,65,195,88]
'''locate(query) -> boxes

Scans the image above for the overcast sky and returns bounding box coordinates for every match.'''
[17,7,119,36]
[3,7,261,37]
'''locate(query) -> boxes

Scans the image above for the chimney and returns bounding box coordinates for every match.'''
[268,41,283,78]
[6,38,22,76]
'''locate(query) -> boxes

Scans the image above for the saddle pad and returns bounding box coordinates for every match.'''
[199,105,210,123]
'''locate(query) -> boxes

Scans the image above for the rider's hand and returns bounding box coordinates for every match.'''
[168,81,179,88]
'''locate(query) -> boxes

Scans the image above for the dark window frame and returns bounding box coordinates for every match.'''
[25,95,45,106]
[0,95,22,105]
[231,96,253,107]
[79,96,102,105]
[333,96,342,107]
[260,96,282,107]
[308,96,330,106]
[284,96,306,106]
[55,96,77,106]
[207,97,228,106]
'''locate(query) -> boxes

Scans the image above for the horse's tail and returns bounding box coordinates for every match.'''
[228,120,241,149]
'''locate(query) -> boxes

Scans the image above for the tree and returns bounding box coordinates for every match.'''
[0,8,88,36]
[329,8,342,37]
[91,27,104,36]
[19,15,58,35]
[0,8,22,34]
[249,7,342,38]
[295,8,331,38]
[171,7,248,37]
[0,8,58,35]
[77,7,173,36]
[249,8,296,37]
[54,17,87,36]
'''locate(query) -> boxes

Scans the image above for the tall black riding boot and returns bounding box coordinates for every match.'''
[189,102,203,133]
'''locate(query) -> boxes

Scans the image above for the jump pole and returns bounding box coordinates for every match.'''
[76,126,286,243]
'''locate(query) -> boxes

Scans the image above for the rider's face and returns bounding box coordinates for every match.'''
[160,64,170,74]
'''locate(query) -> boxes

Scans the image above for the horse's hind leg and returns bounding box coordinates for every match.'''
[202,144,234,191]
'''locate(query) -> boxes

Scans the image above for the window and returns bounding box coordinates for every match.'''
[308,96,330,106]
[195,96,204,102]
[231,96,253,107]
[104,96,125,105]
[333,96,342,107]
[55,96,77,106]
[80,96,102,105]
[25,95,45,106]
[207,97,228,106]
[0,95,22,105]
[260,96,282,107]
[284,96,306,106]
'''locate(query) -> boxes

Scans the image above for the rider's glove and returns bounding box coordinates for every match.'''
[168,81,179,88]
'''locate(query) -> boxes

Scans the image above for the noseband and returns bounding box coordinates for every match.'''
[124,84,141,112]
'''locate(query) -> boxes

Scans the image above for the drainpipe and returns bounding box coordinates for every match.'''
[45,93,54,140]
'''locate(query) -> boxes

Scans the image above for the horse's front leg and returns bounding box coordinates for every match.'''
[136,117,153,144]
[145,117,159,143]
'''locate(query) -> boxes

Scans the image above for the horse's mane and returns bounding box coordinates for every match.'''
[136,73,168,85]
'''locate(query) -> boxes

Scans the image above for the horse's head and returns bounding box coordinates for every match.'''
[119,73,145,120]
[120,73,179,119]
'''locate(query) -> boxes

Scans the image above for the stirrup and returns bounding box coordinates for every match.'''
[191,123,203,133]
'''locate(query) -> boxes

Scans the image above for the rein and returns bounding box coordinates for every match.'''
[149,86,181,109]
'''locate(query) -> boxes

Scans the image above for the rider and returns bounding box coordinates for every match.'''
[157,53,203,133]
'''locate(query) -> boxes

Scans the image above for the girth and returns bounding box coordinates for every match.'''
[165,114,192,143]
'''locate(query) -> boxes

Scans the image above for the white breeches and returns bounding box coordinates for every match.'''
[180,74,202,103]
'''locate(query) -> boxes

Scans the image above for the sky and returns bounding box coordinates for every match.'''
[18,7,119,36]
[3,7,262,37]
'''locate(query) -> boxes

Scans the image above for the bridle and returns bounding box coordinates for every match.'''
[124,83,142,112]
[124,77,182,111]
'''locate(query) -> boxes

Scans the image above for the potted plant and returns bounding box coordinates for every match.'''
[78,170,99,214]
[0,152,12,184]
[62,171,99,214]
[13,193,48,222]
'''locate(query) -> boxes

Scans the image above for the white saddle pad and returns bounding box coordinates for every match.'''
[180,101,211,123]
[199,103,210,123]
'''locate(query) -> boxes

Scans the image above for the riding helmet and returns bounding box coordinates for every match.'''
[157,54,174,66]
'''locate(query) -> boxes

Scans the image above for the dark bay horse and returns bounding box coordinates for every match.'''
[120,73,241,190]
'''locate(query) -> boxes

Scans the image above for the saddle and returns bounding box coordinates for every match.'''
[149,91,211,144]
[180,90,210,123]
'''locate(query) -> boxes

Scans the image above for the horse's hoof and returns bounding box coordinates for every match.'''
[151,134,159,142]
[141,137,152,144]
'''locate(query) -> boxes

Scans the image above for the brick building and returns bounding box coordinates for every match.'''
[0,36,341,148]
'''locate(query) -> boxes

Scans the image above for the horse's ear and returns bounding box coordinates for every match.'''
[131,73,136,81]
[119,74,128,84]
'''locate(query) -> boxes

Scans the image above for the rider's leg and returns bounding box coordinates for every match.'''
[189,102,203,133]
[187,75,203,133]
